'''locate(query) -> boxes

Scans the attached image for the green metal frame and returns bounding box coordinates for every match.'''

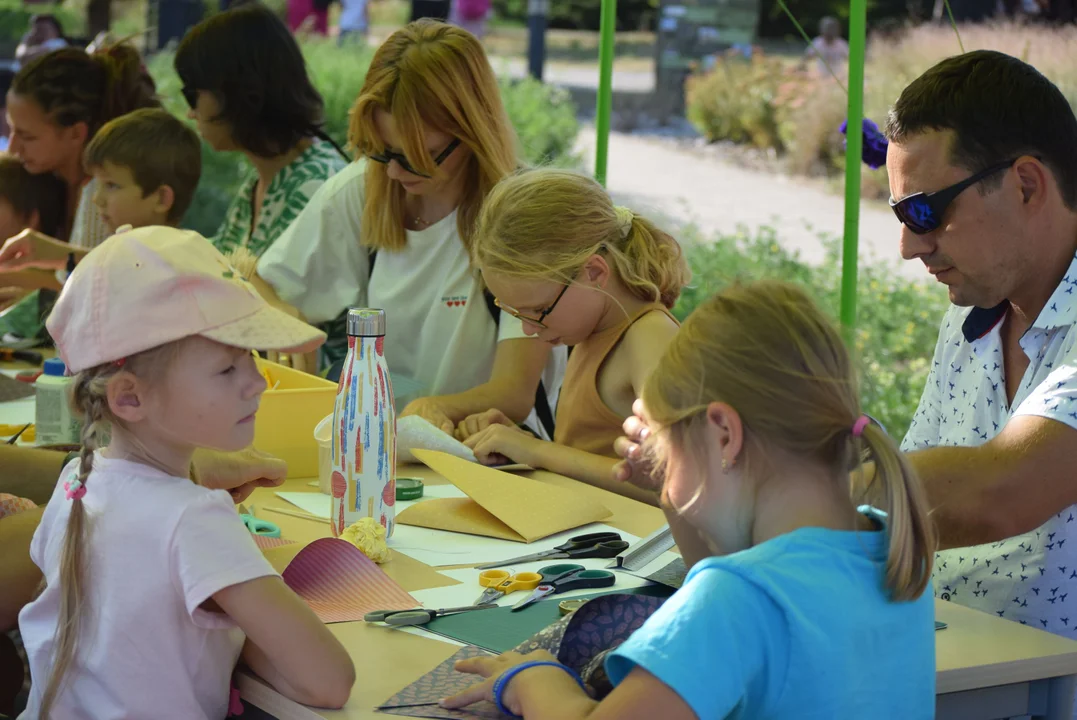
[593,0,869,336]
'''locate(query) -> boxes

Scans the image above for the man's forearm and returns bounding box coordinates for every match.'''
[908,444,1026,550]
[0,445,68,505]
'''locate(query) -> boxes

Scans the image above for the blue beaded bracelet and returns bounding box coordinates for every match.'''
[492,660,586,717]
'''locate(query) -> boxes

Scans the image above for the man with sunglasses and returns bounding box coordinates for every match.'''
[885,50,1077,643]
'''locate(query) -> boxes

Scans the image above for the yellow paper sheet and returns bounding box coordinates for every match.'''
[397,450,612,543]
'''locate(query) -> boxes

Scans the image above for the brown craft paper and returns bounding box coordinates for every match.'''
[397,450,612,543]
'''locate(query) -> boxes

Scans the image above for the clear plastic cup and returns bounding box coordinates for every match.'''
[314,413,333,495]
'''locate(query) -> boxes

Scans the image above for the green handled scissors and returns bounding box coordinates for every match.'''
[237,505,281,538]
[364,604,497,626]
[511,564,616,612]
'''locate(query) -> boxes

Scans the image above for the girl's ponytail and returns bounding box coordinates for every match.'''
[855,420,936,601]
[616,213,691,309]
[91,43,159,132]
[38,370,110,716]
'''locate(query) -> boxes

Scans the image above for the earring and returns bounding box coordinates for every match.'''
[721,458,728,471]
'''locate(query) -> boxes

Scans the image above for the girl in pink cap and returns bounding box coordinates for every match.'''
[17,226,354,718]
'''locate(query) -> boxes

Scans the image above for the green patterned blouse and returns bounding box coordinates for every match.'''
[212,140,347,258]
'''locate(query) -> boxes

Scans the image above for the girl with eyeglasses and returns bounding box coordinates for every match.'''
[256,20,566,439]
[459,168,690,503]
[175,4,348,274]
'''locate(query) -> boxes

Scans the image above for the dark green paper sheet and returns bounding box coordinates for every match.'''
[419,585,674,654]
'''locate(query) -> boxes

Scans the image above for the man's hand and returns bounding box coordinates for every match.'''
[192,447,288,503]
[0,229,76,271]
[612,399,663,492]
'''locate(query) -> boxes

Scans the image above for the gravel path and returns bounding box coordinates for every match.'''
[572,125,925,280]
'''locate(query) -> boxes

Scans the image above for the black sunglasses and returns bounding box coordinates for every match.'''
[889,159,1017,234]
[368,138,461,178]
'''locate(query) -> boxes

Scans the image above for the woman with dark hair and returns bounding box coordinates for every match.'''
[175,3,347,266]
[0,44,158,282]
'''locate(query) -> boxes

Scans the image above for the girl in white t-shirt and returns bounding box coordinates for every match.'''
[257,20,565,438]
[18,227,354,719]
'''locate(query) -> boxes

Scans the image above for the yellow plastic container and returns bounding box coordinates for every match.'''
[254,358,336,478]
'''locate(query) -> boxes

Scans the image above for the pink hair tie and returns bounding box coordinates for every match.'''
[63,479,86,501]
[851,415,870,438]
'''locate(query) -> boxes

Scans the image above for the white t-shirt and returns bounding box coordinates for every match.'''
[18,454,278,720]
[257,161,566,430]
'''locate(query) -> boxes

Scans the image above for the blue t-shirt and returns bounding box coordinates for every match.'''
[605,522,936,719]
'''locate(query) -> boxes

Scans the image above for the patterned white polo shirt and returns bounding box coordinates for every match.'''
[902,252,1077,637]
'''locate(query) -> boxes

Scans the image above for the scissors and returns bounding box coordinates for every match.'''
[475,532,629,570]
[237,504,281,538]
[511,564,616,612]
[364,604,497,626]
[474,563,581,606]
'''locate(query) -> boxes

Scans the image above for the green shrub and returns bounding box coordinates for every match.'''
[674,224,948,440]
[0,0,83,46]
[687,22,1077,200]
[147,38,579,235]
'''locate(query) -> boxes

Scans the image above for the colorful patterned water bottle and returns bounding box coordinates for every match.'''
[330,308,397,538]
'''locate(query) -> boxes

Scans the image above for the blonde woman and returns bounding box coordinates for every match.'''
[444,281,937,719]
[459,168,689,503]
[257,20,564,437]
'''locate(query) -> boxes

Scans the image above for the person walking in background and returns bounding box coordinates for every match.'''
[449,0,491,39]
[338,0,370,44]
[14,15,67,69]
[804,16,849,79]
[288,0,330,35]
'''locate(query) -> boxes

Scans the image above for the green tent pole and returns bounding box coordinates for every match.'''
[594,0,616,186]
[840,0,867,341]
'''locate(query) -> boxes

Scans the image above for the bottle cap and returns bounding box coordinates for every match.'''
[346,308,386,337]
[43,357,67,377]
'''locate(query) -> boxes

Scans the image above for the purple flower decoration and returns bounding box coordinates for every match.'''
[839,118,889,170]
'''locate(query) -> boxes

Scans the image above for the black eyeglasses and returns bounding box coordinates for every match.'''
[494,284,569,330]
[181,86,199,109]
[368,138,461,178]
[889,159,1017,234]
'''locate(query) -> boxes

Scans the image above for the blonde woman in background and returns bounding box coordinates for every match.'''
[458,168,689,502]
[257,20,565,439]
[444,280,937,719]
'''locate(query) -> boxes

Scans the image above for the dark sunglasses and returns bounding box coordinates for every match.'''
[368,138,461,178]
[181,86,199,109]
[889,159,1017,234]
[494,284,569,330]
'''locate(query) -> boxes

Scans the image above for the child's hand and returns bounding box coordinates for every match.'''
[612,399,663,492]
[0,229,72,271]
[192,447,288,503]
[400,397,456,435]
[441,650,558,712]
[454,408,516,441]
[464,424,540,467]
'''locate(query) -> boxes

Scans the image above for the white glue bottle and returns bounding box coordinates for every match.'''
[35,357,81,445]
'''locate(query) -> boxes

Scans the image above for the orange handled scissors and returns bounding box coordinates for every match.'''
[474,568,545,606]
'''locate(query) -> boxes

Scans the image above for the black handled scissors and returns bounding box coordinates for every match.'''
[475,532,629,570]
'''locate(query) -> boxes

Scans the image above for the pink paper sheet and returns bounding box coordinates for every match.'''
[281,538,416,623]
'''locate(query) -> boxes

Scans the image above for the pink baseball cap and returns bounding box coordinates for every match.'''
[47,226,326,373]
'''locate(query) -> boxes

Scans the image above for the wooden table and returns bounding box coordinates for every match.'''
[243,468,1077,720]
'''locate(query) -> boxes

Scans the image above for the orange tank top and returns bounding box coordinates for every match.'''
[554,304,677,458]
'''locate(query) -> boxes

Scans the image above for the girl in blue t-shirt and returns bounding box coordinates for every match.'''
[442,280,937,719]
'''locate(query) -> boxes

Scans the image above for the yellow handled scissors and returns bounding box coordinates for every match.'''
[474,568,544,606]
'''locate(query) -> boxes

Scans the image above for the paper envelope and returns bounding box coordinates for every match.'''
[397,450,612,543]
